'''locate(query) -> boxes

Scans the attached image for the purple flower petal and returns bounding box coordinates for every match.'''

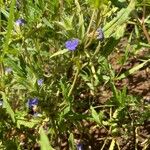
[37,79,44,86]
[97,28,104,41]
[15,18,26,26]
[77,143,83,150]
[27,98,38,108]
[65,39,79,51]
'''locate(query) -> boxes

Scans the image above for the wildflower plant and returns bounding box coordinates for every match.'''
[0,0,150,149]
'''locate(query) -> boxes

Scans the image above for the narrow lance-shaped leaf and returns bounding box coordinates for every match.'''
[17,119,39,128]
[103,0,135,38]
[91,106,101,124]
[117,59,150,80]
[68,133,76,150]
[0,91,15,123]
[50,49,68,58]
[4,58,26,77]
[3,0,16,55]
[40,127,54,150]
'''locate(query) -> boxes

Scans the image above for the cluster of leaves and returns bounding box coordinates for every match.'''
[0,0,150,149]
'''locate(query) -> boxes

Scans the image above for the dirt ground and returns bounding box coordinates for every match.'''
[97,48,149,104]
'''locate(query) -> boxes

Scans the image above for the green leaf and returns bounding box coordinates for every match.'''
[0,91,15,123]
[101,37,120,57]
[75,0,81,13]
[117,59,150,80]
[88,0,108,8]
[42,17,53,28]
[113,23,126,39]
[40,127,54,150]
[103,0,135,38]
[2,0,16,55]
[78,13,85,39]
[4,58,26,77]
[1,7,9,19]
[91,106,102,124]
[55,15,74,31]
[50,49,68,58]
[17,119,38,128]
[139,42,150,48]
[68,133,75,150]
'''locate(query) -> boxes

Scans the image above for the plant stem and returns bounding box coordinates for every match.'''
[68,68,79,97]
[141,2,150,43]
[84,10,96,47]
[132,2,150,43]
[86,10,95,35]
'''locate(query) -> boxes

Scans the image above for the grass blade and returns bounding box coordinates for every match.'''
[117,59,150,80]
[50,49,68,58]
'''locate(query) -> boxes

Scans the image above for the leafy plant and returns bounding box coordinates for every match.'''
[0,0,149,149]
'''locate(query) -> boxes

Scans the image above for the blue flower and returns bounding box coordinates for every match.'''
[97,28,104,41]
[77,143,83,150]
[37,79,44,86]
[5,67,12,73]
[65,39,79,51]
[27,98,38,108]
[15,18,26,26]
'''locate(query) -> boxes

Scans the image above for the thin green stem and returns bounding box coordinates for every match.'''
[68,68,79,97]
[85,10,102,49]
[86,10,95,35]
[84,10,96,47]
